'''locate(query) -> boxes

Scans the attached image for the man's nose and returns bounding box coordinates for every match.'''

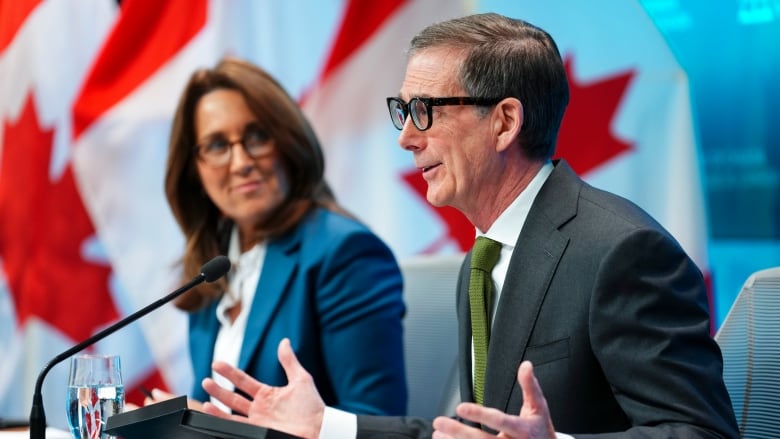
[398,117,423,151]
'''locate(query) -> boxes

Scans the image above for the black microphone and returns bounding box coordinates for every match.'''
[29,255,231,439]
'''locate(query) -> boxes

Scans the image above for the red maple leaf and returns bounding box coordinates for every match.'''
[401,55,635,252]
[555,56,635,175]
[0,93,117,343]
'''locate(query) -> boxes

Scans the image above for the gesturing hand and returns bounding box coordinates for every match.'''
[201,338,326,439]
[432,361,556,439]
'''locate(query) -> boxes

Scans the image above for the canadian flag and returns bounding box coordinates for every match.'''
[0,0,713,429]
[0,0,464,428]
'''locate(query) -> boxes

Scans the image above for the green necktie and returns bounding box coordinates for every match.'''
[469,236,501,405]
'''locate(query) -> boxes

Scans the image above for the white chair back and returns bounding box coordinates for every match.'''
[715,266,780,438]
[400,254,464,419]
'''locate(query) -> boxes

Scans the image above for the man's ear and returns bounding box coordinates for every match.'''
[493,98,523,153]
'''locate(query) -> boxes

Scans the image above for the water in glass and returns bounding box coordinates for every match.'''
[65,354,124,439]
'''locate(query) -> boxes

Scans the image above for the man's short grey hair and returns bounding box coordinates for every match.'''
[409,13,570,160]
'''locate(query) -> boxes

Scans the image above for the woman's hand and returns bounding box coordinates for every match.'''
[202,338,326,439]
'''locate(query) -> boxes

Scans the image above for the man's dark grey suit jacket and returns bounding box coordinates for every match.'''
[357,160,738,439]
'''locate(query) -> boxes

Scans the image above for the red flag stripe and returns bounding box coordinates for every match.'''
[0,0,40,53]
[318,0,406,82]
[72,0,207,140]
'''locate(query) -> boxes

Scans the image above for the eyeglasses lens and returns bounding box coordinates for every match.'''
[410,99,428,130]
[389,100,405,130]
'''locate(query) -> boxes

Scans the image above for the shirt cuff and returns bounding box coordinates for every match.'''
[318,406,357,439]
[317,406,569,439]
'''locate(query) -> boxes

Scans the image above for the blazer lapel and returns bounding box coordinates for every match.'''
[483,160,580,412]
[237,228,301,370]
[190,301,221,398]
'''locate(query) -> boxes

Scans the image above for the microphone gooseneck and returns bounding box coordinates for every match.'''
[29,255,231,439]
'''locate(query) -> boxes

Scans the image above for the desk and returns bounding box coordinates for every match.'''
[0,427,71,438]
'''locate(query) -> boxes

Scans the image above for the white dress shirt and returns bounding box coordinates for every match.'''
[211,226,266,412]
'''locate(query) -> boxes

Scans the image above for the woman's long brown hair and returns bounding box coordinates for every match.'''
[164,57,347,311]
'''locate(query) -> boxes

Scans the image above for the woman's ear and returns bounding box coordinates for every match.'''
[494,98,523,153]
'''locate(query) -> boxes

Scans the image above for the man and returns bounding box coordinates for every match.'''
[200,13,739,439]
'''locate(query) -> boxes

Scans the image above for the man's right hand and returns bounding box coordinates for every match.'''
[201,338,326,439]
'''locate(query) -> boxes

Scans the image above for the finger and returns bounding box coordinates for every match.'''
[211,361,263,396]
[517,361,549,416]
[187,398,204,412]
[432,431,455,439]
[202,377,253,416]
[276,338,309,382]
[202,401,231,419]
[455,402,515,434]
[150,388,173,401]
[433,414,491,438]
[202,401,254,425]
[432,415,460,431]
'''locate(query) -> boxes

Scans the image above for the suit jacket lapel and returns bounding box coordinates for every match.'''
[482,160,580,411]
[237,228,301,370]
[190,301,221,399]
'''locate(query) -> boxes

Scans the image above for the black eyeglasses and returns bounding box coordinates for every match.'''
[386,96,503,131]
[194,125,273,167]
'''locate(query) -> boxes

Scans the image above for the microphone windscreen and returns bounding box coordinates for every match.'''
[201,255,231,282]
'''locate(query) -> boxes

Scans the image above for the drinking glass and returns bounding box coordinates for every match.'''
[65,354,124,439]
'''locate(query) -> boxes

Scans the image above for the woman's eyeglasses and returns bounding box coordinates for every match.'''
[195,126,273,167]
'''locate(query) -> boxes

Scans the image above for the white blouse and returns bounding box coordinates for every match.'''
[210,226,266,412]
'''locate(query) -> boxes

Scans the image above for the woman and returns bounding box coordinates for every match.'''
[162,57,406,415]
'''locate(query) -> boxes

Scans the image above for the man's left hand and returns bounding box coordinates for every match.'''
[432,361,556,439]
